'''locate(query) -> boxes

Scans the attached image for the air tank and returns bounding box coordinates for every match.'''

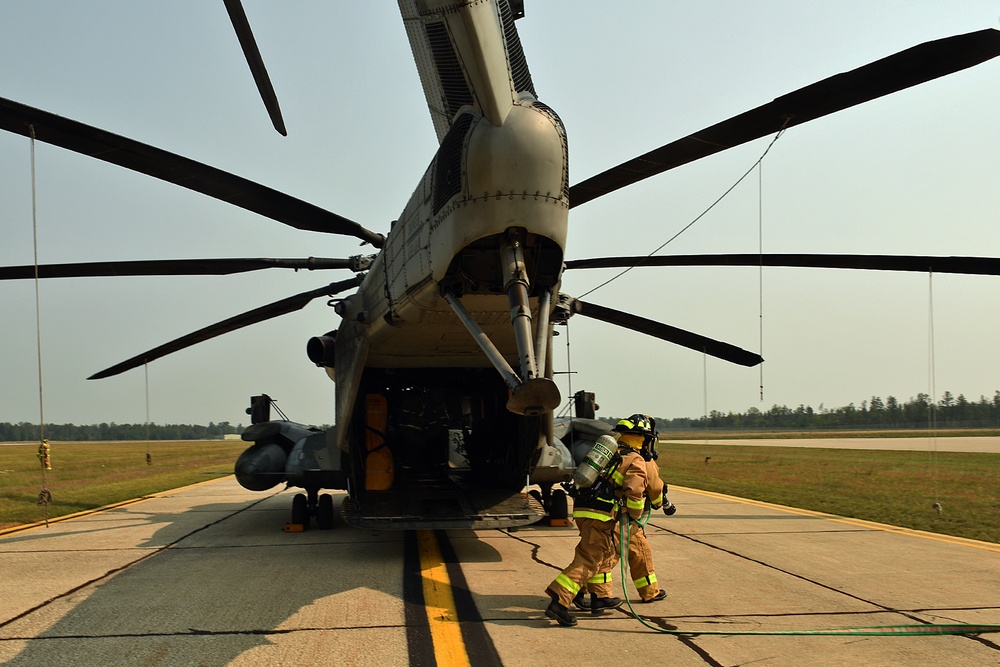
[572,434,618,489]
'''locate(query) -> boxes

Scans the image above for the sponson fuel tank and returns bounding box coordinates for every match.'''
[234,421,345,492]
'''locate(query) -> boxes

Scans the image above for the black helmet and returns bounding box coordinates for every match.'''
[613,413,654,436]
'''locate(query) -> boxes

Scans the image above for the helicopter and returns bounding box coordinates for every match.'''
[2,2,999,529]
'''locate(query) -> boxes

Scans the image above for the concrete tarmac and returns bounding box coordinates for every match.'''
[1,476,998,666]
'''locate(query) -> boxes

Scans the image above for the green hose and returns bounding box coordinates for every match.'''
[615,508,999,637]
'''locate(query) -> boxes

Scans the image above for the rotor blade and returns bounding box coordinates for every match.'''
[88,275,362,379]
[0,257,365,280]
[567,298,763,367]
[569,28,1000,208]
[0,97,384,247]
[223,0,287,136]
[565,254,1000,276]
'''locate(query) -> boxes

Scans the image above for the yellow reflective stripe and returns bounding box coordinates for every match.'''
[610,470,624,485]
[572,509,614,521]
[633,573,657,588]
[650,491,663,506]
[587,572,612,584]
[555,573,581,595]
[627,497,645,510]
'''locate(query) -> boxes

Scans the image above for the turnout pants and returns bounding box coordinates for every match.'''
[546,517,616,607]
[590,520,660,601]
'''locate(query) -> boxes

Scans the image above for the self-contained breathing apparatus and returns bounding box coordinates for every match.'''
[565,433,620,503]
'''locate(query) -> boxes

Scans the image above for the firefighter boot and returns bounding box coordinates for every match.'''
[572,590,590,611]
[545,597,577,627]
[590,594,623,615]
[642,589,667,603]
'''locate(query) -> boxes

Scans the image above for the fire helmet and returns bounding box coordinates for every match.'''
[613,413,654,436]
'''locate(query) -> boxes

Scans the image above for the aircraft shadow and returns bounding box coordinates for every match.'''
[1,491,503,666]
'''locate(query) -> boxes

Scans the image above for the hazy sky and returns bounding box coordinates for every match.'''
[2,2,999,428]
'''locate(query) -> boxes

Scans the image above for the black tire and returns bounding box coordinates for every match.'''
[317,493,335,530]
[549,488,568,521]
[291,493,309,527]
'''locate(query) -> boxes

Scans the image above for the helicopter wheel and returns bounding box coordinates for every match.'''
[316,493,335,530]
[291,493,309,528]
[548,488,568,523]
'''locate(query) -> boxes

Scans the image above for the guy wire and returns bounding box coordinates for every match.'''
[757,157,765,402]
[577,122,788,301]
[927,272,940,509]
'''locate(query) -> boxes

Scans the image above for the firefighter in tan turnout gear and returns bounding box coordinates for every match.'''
[613,414,671,603]
[572,414,675,611]
[544,430,625,626]
[544,413,670,626]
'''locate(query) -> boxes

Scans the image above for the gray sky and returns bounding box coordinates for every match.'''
[2,1,999,428]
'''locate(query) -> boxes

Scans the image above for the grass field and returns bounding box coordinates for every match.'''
[3,437,998,544]
[0,440,246,529]
[661,428,1000,439]
[661,441,1000,543]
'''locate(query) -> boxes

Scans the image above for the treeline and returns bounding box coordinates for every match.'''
[8,390,1000,440]
[0,421,244,442]
[612,390,1000,430]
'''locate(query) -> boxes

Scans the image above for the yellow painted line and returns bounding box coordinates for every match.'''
[0,475,233,537]
[416,530,471,667]
[674,485,1000,553]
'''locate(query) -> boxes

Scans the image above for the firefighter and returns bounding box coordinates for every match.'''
[544,473,623,625]
[616,414,669,603]
[573,414,672,609]
[544,414,657,626]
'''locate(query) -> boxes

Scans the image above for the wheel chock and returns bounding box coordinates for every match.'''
[284,523,306,532]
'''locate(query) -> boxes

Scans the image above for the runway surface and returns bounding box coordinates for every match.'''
[2,476,999,666]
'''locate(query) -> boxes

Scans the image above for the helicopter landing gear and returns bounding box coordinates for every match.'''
[289,488,336,530]
[528,483,570,525]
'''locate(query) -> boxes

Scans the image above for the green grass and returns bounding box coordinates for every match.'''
[0,440,247,529]
[661,441,1000,544]
[662,428,1000,439]
[4,438,999,544]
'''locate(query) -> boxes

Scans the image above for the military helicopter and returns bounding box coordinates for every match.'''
[2,2,999,529]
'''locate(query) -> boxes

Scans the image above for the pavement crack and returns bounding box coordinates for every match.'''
[651,524,1000,648]
[499,528,561,570]
[0,624,407,642]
